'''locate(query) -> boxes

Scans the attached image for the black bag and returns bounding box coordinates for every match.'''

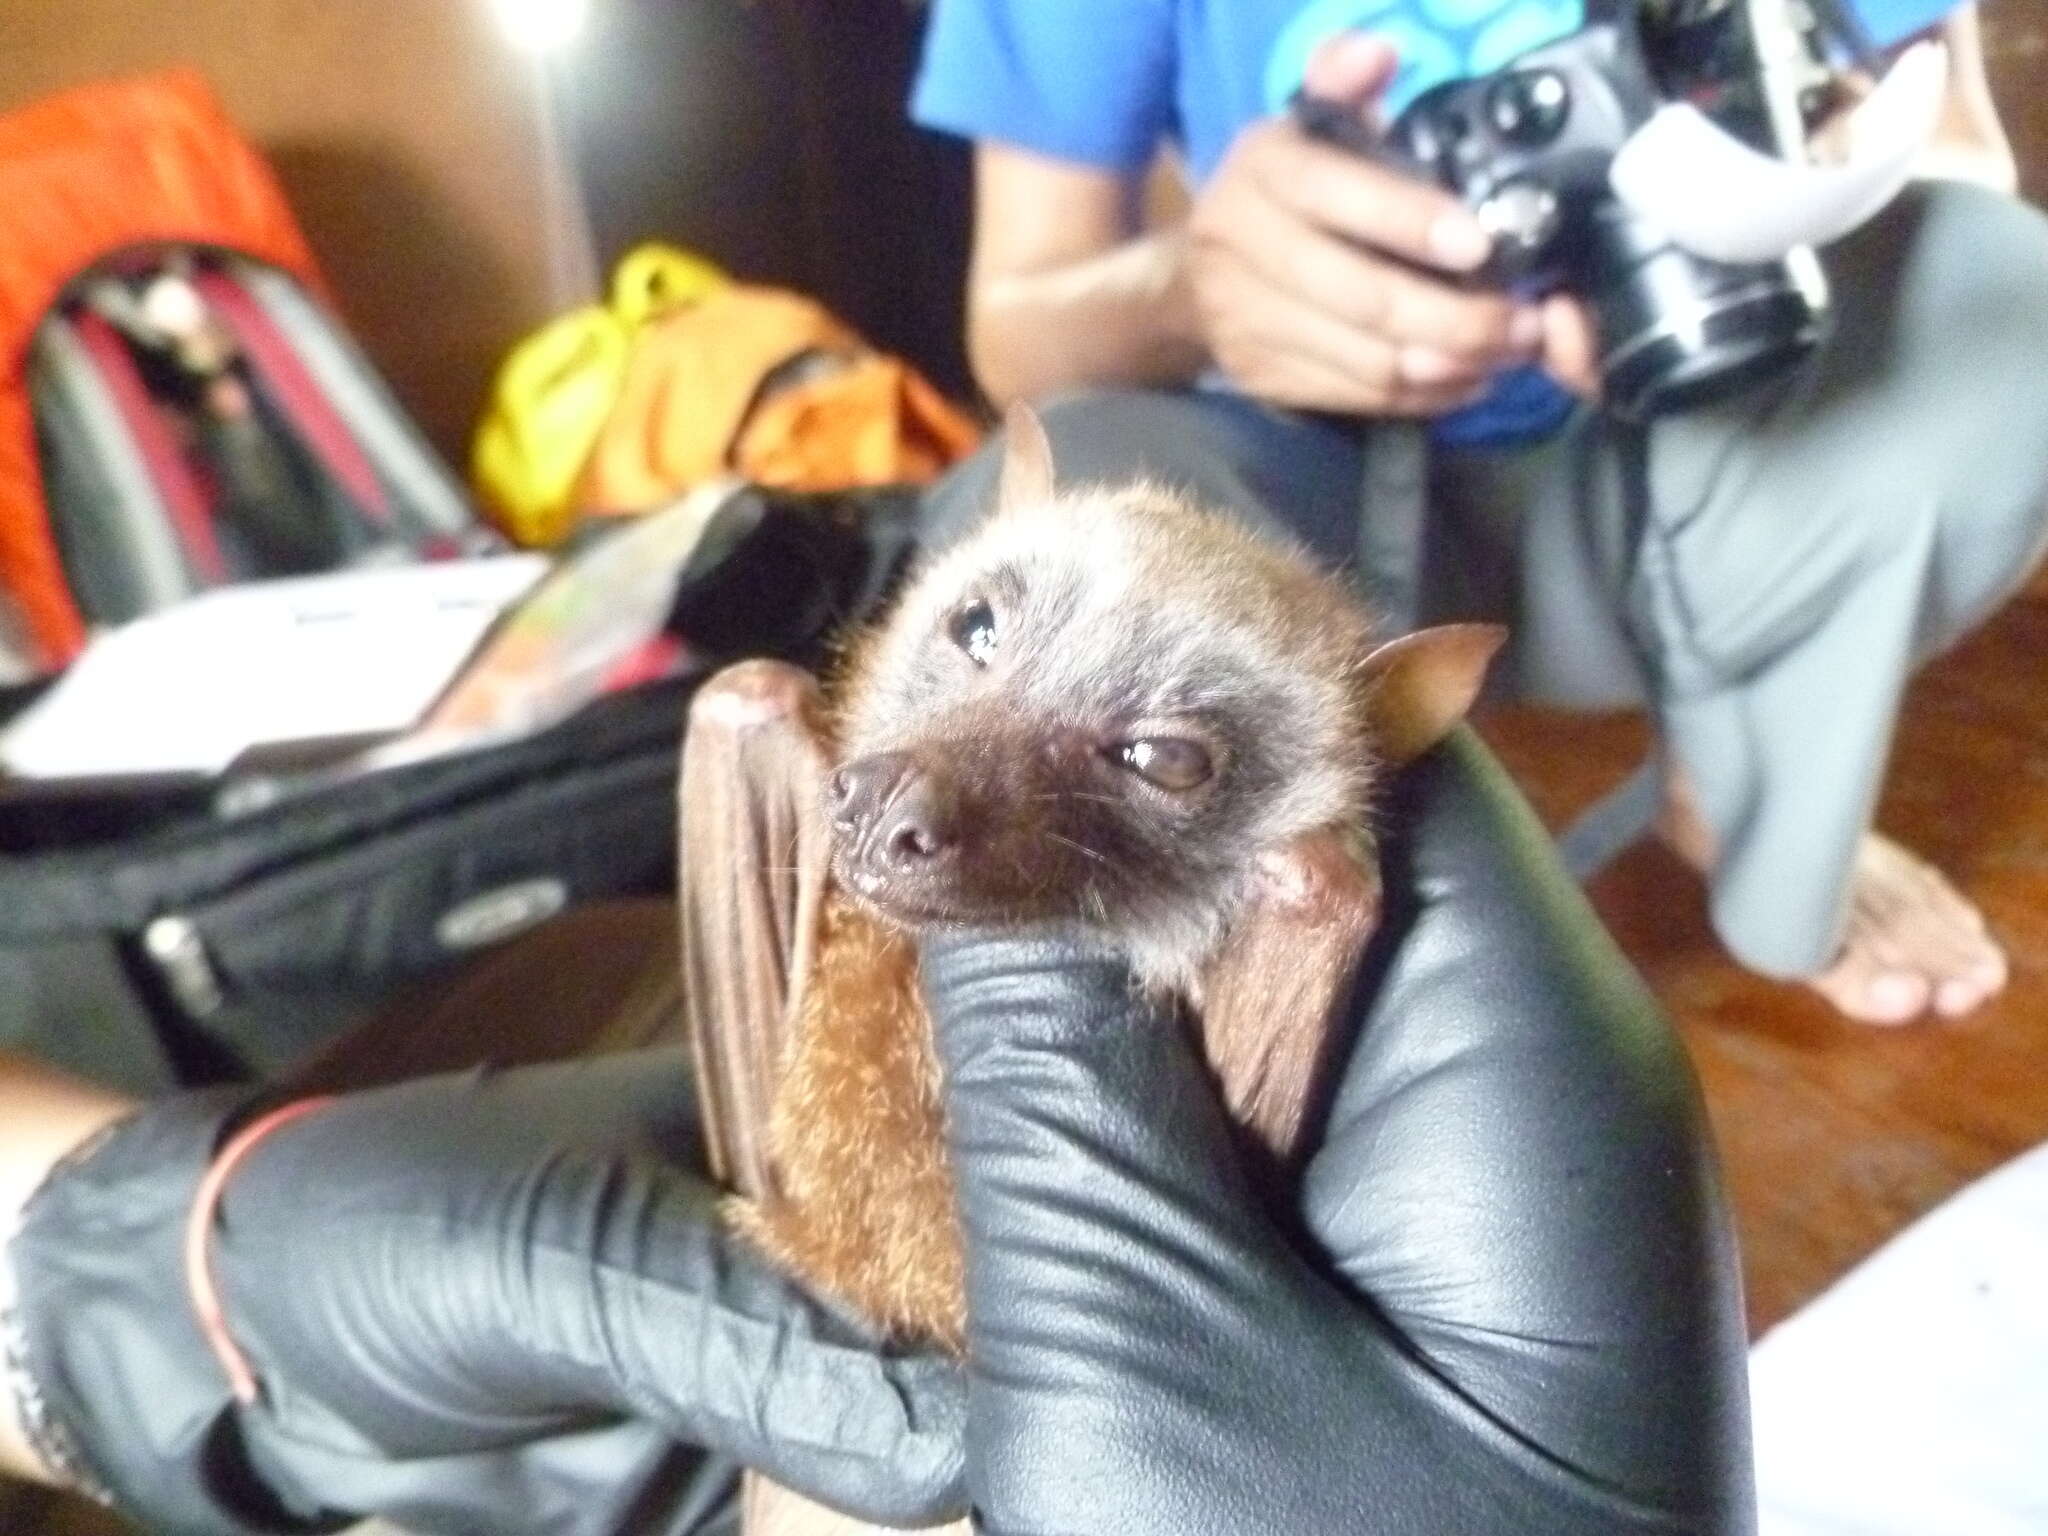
[0,479,920,1093]
[0,676,694,1091]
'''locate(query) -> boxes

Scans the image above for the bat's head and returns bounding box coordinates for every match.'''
[828,406,1499,991]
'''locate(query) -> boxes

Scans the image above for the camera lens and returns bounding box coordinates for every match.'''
[1588,211,1825,418]
[1486,70,1570,146]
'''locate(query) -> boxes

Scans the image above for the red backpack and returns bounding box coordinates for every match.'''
[0,70,495,676]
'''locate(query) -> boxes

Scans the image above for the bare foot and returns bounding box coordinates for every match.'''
[1655,769,2008,1025]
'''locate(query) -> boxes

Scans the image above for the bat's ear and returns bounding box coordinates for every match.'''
[1199,830,1380,1166]
[996,402,1056,513]
[1361,623,1505,767]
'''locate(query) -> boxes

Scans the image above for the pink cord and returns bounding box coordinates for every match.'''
[181,1096,338,1406]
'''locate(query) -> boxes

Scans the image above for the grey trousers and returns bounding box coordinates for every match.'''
[924,181,2048,978]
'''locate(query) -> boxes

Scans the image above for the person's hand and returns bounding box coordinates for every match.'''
[1182,32,1599,413]
[917,741,1752,1535]
[205,1051,965,1531]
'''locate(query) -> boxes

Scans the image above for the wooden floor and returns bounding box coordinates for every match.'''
[1480,568,2048,1335]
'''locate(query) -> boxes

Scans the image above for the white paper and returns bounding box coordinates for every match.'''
[1752,1139,2048,1535]
[0,557,548,780]
[364,478,747,769]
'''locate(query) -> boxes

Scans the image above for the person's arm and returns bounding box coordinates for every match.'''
[1815,6,2016,192]
[964,145,1205,407]
[0,1055,134,1486]
[966,36,1595,415]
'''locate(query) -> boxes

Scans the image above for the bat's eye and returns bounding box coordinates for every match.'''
[949,600,999,666]
[1114,737,1213,792]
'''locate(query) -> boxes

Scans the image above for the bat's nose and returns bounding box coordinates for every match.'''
[829,752,909,826]
[831,752,962,873]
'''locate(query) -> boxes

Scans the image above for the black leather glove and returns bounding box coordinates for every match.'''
[919,733,1754,1535]
[216,1050,966,1532]
[15,1049,964,1535]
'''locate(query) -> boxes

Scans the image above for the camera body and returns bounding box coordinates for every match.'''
[1299,0,1834,418]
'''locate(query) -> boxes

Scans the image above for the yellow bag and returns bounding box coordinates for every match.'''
[576,284,983,517]
[472,244,725,546]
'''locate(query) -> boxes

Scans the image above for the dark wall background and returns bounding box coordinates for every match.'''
[559,0,974,403]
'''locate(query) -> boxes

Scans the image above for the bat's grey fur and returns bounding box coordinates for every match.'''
[831,479,1386,993]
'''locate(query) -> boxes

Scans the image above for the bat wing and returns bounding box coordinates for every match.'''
[1201,625,1502,1162]
[1196,832,1381,1168]
[678,660,836,1202]
[681,662,962,1536]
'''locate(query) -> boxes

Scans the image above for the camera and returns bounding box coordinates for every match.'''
[1298,0,1849,419]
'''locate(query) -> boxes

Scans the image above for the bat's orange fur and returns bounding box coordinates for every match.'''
[731,895,967,1349]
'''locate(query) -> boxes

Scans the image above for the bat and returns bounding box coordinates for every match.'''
[678,406,1501,1536]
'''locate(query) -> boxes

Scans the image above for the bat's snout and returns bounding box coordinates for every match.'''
[829,752,964,904]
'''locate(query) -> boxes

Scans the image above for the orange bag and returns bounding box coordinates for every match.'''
[0,70,322,666]
[471,243,728,547]
[576,285,980,516]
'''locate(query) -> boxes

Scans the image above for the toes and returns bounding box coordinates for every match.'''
[1934,977,1987,1018]
[1932,945,2011,1019]
[1861,970,1933,1025]
[1810,954,1932,1026]
[1824,833,2008,1024]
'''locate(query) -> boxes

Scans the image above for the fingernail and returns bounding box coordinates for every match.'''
[1429,213,1491,271]
[1510,306,1545,352]
[1398,346,1468,385]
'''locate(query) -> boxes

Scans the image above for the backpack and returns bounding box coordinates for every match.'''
[0,478,921,1092]
[0,68,497,672]
[31,251,498,632]
[0,674,694,1090]
[0,72,665,1089]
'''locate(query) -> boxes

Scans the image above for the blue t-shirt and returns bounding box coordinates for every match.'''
[911,0,1957,443]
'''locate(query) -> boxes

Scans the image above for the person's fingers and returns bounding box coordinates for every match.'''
[1540,294,1602,399]
[1224,336,1482,417]
[1247,118,1493,276]
[1190,106,1533,414]
[1212,208,1535,367]
[1301,31,1400,110]
[1200,257,1493,416]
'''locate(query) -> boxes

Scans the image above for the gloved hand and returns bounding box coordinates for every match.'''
[191,1050,964,1533]
[919,736,1754,1536]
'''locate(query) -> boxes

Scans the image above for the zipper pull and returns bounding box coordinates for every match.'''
[143,914,226,1019]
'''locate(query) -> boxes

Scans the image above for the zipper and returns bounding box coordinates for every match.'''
[142,913,226,1019]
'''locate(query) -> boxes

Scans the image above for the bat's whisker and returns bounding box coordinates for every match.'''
[1045,832,1112,867]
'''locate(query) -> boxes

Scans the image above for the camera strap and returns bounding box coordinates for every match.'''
[1353,420,1430,633]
